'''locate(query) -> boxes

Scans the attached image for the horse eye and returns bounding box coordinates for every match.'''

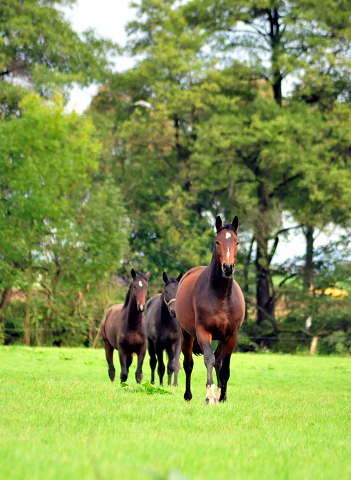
[215,241,220,245]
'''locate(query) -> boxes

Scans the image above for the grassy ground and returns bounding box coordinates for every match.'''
[0,347,350,480]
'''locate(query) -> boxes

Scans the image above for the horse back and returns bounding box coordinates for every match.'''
[100,304,124,349]
[175,266,206,337]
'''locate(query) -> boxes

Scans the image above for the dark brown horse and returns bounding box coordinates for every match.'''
[100,269,150,383]
[175,216,245,403]
[145,272,183,386]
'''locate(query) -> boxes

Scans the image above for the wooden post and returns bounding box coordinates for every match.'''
[310,336,318,355]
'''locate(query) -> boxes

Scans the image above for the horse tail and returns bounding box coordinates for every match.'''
[192,337,203,356]
[100,308,112,340]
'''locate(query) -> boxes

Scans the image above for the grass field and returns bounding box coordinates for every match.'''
[0,347,350,480]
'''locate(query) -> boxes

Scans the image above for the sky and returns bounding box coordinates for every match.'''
[64,0,136,113]
[63,1,337,264]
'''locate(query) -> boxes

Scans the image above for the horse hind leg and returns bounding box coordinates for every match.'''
[103,338,115,382]
[166,344,175,386]
[218,333,238,402]
[181,328,194,401]
[171,339,181,387]
[148,339,157,384]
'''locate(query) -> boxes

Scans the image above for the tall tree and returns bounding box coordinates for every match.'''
[0,93,124,344]
[0,0,116,116]
[181,0,351,324]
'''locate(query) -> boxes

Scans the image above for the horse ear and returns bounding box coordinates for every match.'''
[232,216,238,233]
[177,273,183,283]
[131,268,136,279]
[216,215,222,232]
[163,272,168,283]
[145,271,150,280]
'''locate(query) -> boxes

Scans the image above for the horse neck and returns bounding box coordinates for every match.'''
[208,249,233,298]
[160,295,172,323]
[124,293,143,327]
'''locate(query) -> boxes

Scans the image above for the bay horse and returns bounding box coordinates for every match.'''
[100,269,150,383]
[175,215,245,403]
[145,272,183,386]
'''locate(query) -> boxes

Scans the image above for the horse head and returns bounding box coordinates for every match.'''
[162,272,183,318]
[131,268,150,312]
[214,215,239,278]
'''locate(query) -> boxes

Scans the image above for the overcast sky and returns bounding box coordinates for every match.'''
[65,0,136,112]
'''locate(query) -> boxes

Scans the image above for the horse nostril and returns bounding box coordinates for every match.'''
[223,263,234,276]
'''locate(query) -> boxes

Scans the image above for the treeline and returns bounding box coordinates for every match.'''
[1,0,351,354]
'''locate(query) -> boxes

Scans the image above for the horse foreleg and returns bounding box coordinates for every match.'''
[197,326,216,404]
[214,342,223,399]
[103,338,115,382]
[135,343,146,384]
[219,332,238,402]
[171,339,181,387]
[118,349,129,383]
[166,344,175,386]
[148,339,157,384]
[181,328,194,401]
[156,344,165,386]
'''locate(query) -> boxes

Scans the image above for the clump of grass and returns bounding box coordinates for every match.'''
[120,381,172,395]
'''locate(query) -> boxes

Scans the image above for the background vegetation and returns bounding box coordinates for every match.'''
[1,0,351,354]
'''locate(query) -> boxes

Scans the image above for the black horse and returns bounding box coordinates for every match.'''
[100,269,150,383]
[145,272,183,386]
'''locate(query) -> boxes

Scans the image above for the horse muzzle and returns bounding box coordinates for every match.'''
[222,263,235,278]
[137,304,145,312]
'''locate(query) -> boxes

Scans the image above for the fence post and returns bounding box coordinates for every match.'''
[310,336,318,355]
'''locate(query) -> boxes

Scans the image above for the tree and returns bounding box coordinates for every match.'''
[0,92,127,345]
[0,0,116,116]
[180,0,351,323]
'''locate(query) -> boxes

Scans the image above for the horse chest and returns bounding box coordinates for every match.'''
[196,300,240,338]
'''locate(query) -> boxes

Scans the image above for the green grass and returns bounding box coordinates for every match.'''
[0,347,350,480]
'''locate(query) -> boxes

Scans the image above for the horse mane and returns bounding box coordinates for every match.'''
[217,222,238,234]
[123,272,149,308]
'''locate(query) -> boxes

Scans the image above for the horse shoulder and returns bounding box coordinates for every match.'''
[103,304,124,344]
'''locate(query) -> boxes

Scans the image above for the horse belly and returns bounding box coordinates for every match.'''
[103,305,123,349]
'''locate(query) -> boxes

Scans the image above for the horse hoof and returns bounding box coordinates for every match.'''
[184,393,192,401]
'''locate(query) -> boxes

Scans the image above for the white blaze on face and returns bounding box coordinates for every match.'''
[227,247,230,260]
[225,232,231,239]
[138,281,143,287]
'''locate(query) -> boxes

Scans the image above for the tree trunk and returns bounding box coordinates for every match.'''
[303,226,314,291]
[0,287,12,318]
[243,235,255,321]
[0,287,12,344]
[255,238,275,325]
[255,182,279,332]
[25,260,33,346]
[269,7,283,106]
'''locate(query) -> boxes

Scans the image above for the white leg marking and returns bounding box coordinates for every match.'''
[217,387,221,402]
[206,384,217,405]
